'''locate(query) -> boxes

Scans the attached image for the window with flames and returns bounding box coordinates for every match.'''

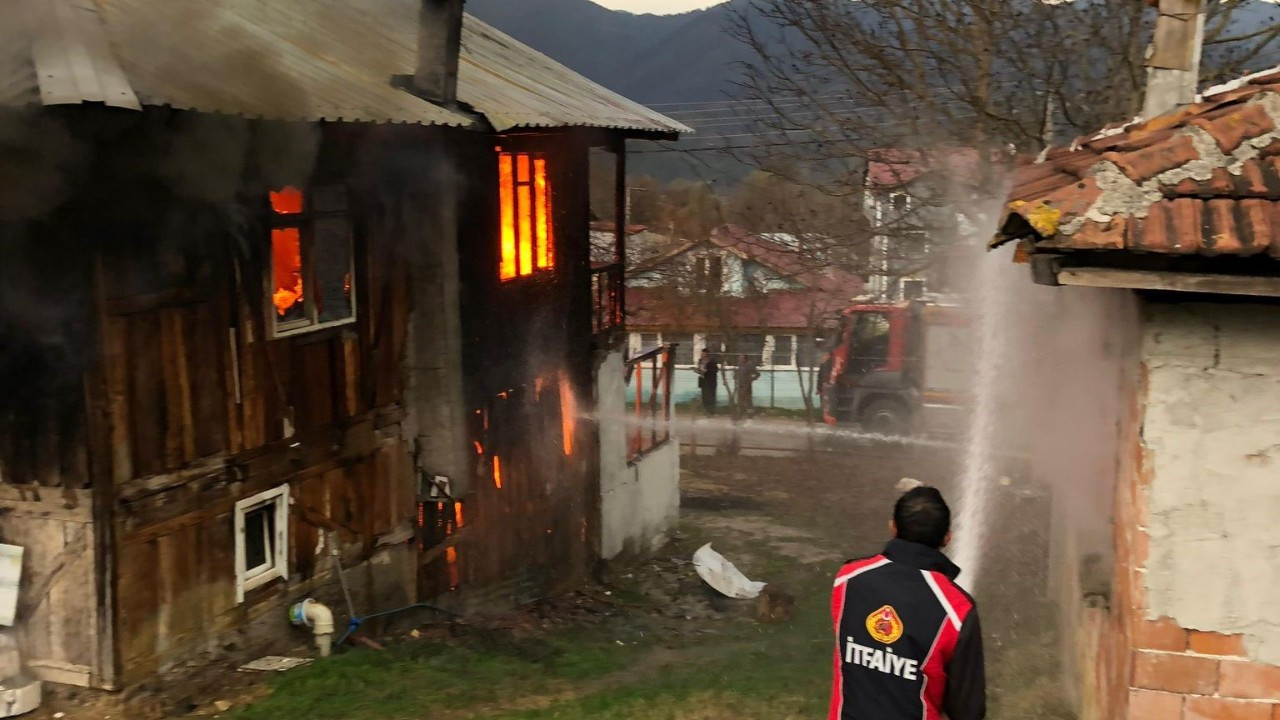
[269,185,356,336]
[497,150,555,281]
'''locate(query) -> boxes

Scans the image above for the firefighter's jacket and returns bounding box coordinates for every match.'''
[829,539,986,720]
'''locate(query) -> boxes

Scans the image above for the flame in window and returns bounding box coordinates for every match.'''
[270,186,303,214]
[454,503,464,528]
[498,151,554,281]
[535,158,552,269]
[272,227,304,317]
[271,186,306,317]
[493,455,503,489]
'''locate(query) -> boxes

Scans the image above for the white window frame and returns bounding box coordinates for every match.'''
[234,484,290,604]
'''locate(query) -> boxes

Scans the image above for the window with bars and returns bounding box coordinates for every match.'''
[498,151,555,281]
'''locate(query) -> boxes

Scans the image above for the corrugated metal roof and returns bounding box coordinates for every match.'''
[460,18,689,134]
[997,67,1280,258]
[0,0,689,135]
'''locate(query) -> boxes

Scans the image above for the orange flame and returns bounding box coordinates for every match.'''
[535,157,552,269]
[498,152,554,281]
[559,370,576,457]
[270,186,303,214]
[271,227,304,316]
[517,155,533,275]
[493,455,503,489]
[446,546,460,589]
[454,503,464,528]
[499,154,517,280]
[473,441,484,456]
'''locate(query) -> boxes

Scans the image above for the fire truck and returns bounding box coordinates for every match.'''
[819,296,971,436]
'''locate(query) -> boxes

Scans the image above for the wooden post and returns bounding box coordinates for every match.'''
[613,137,627,330]
[1143,0,1207,118]
[88,253,119,689]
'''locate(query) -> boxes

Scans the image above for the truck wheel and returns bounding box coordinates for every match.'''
[860,398,911,436]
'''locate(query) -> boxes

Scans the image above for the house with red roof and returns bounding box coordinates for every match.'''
[863,148,996,301]
[625,225,862,411]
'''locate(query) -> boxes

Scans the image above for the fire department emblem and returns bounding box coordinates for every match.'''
[866,605,904,644]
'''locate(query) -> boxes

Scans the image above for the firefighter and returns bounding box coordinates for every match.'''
[829,486,985,720]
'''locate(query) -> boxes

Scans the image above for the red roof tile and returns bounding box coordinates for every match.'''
[997,67,1280,260]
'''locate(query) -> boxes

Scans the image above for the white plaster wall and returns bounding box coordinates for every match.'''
[596,351,681,560]
[1142,302,1280,664]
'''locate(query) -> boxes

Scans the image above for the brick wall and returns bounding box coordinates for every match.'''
[1107,315,1280,719]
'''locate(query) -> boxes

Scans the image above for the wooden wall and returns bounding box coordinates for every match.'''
[89,120,425,683]
[0,112,615,687]
[448,130,602,602]
[0,487,99,686]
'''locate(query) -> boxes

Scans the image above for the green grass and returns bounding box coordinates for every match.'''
[228,451,1073,720]
[230,546,834,720]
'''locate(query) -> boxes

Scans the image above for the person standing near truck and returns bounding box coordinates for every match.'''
[696,350,720,416]
[829,486,986,720]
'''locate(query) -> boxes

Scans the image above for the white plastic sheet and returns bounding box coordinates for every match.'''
[692,543,766,600]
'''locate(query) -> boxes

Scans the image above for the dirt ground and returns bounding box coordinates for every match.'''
[30,440,1074,720]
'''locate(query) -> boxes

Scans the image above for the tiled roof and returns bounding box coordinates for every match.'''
[866,148,991,191]
[998,67,1280,257]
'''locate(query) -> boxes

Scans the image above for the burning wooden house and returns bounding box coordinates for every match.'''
[0,0,686,690]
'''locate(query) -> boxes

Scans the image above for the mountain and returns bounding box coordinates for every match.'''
[467,0,755,105]
[469,0,1280,107]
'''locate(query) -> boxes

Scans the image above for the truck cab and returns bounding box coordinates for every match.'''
[820,298,968,435]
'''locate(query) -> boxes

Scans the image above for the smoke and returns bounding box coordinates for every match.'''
[925,158,1136,592]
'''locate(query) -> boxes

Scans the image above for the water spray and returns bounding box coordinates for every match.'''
[948,202,1018,593]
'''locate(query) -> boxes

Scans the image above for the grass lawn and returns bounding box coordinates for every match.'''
[229,448,1072,720]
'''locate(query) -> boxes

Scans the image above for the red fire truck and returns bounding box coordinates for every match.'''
[819,298,970,435]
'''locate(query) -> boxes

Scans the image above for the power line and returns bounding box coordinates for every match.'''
[680,113,979,142]
[644,94,854,109]
[663,99,868,118]
[652,81,1024,117]
[631,113,979,153]
[682,102,976,129]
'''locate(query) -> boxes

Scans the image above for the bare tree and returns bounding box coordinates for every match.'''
[700,0,1276,307]
[722,0,1280,229]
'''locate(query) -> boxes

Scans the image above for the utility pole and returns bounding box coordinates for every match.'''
[1143,0,1208,119]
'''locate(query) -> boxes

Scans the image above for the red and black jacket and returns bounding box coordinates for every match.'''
[829,539,985,720]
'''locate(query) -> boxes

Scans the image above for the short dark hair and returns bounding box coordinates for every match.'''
[893,486,951,548]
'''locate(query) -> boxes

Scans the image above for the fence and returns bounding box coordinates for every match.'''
[625,344,674,462]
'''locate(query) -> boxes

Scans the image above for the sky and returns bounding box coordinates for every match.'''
[590,0,726,14]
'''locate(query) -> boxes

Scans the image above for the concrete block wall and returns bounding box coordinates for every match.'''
[596,351,680,560]
[1115,302,1280,720]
